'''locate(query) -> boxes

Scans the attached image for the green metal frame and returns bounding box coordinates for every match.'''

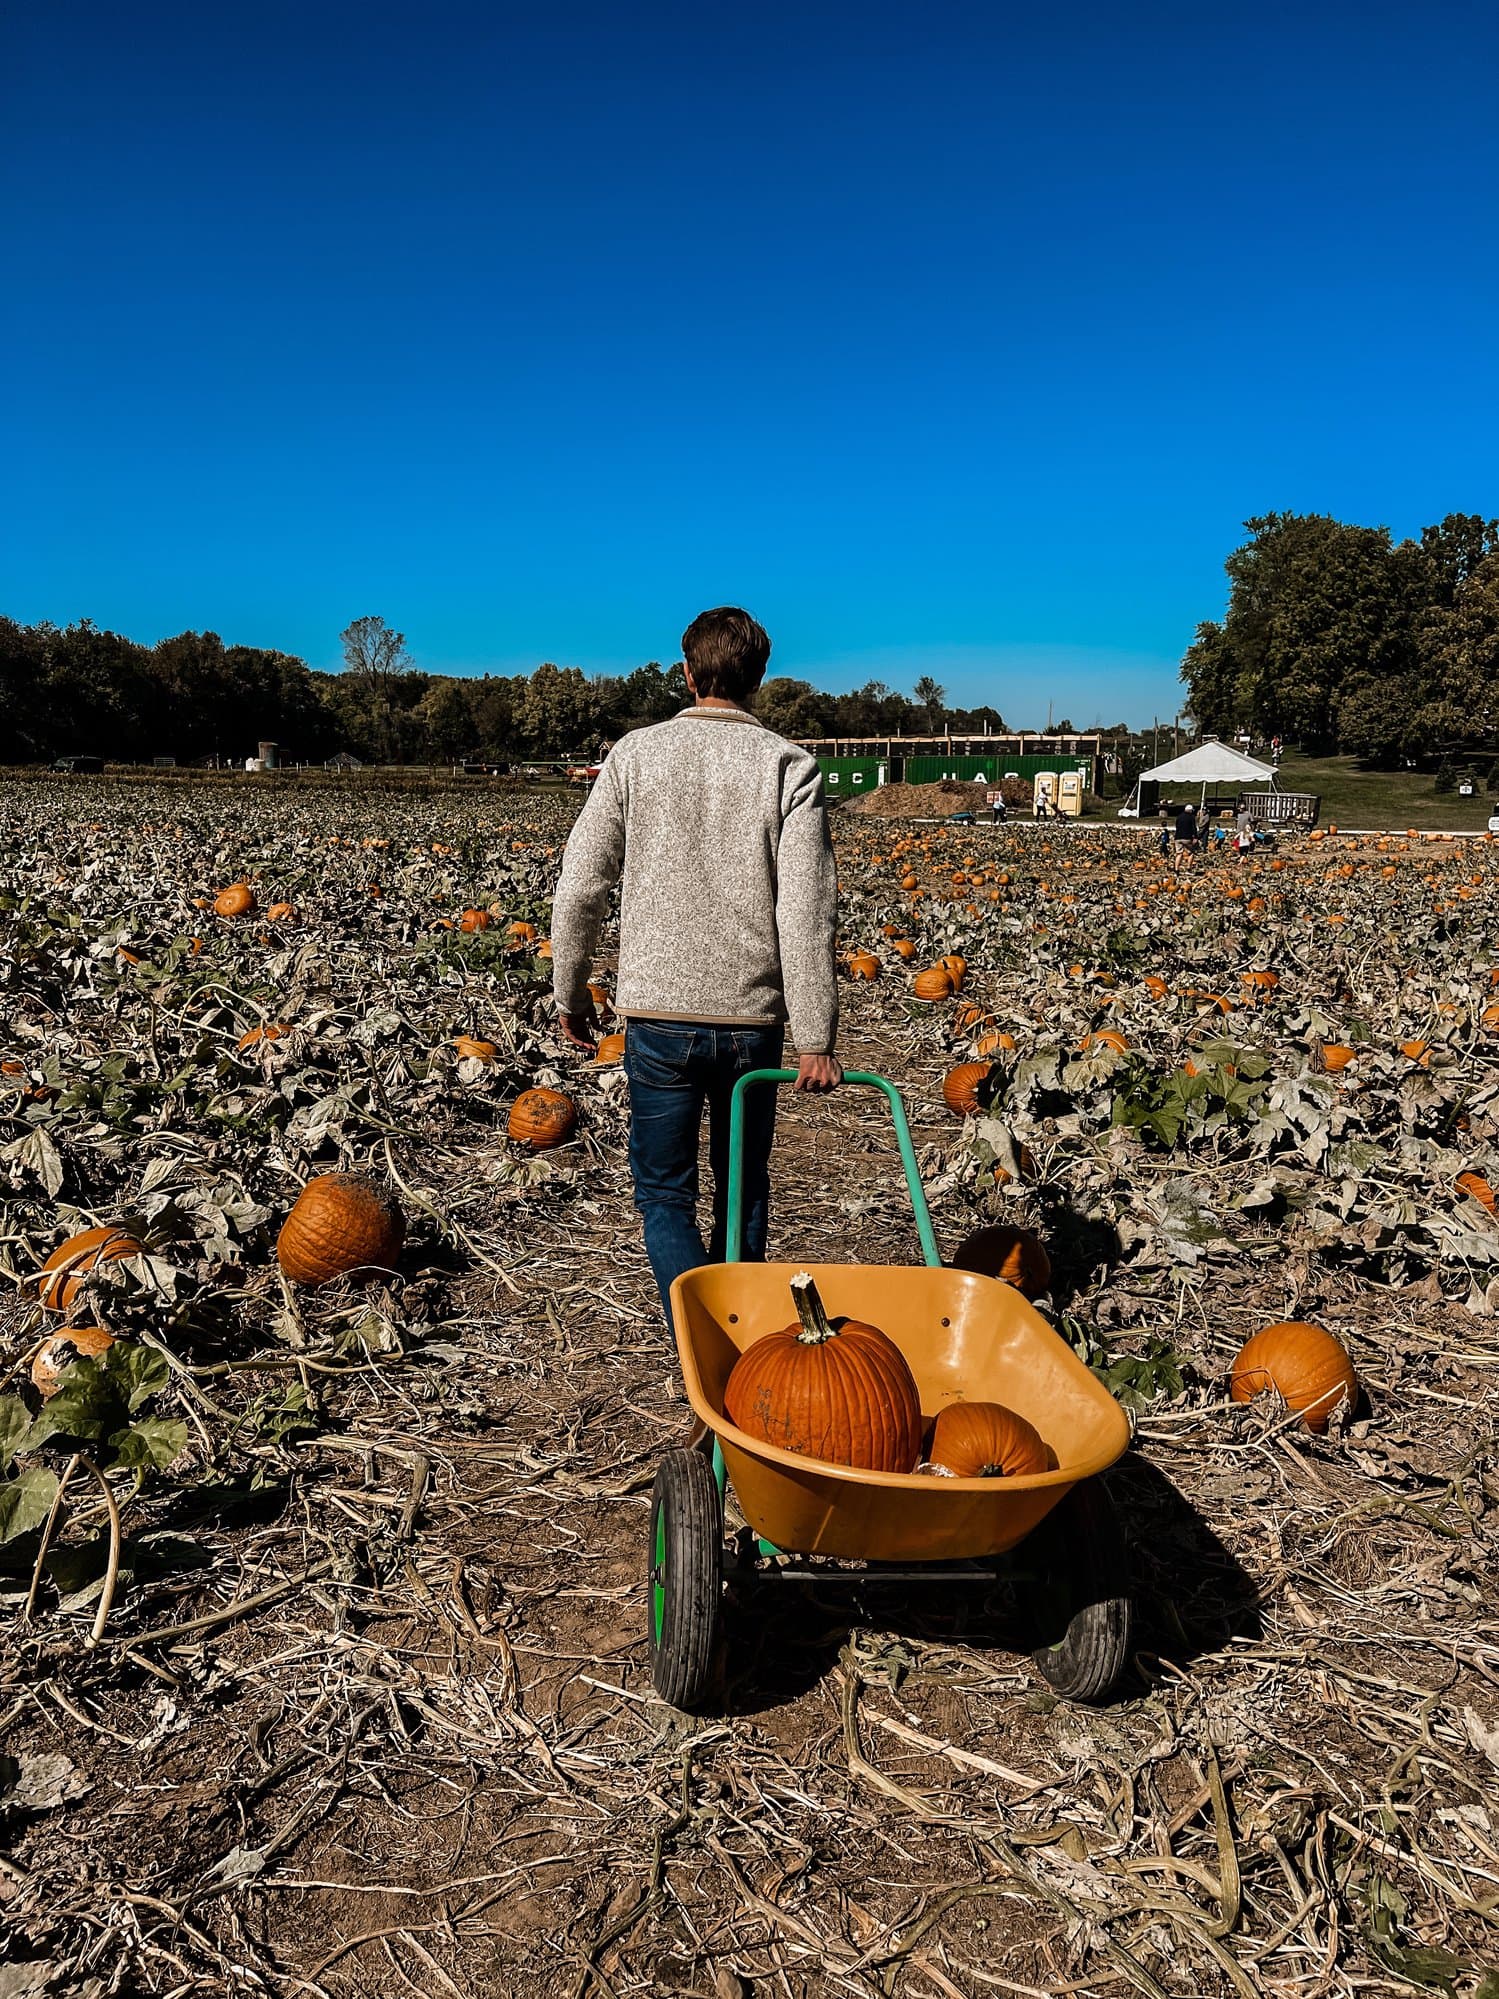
[724,1070,941,1268]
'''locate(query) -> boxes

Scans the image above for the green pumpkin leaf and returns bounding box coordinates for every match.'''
[108,1417,188,1471]
[102,1341,170,1413]
[24,1359,126,1449]
[0,1466,61,1544]
[0,1396,32,1471]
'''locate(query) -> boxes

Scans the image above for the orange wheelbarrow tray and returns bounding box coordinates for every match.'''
[646,1070,1134,1712]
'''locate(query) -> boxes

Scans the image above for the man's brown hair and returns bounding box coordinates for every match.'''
[681,606,771,703]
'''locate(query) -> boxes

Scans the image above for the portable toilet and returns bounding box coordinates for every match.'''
[1057,770,1084,818]
[1032,772,1058,817]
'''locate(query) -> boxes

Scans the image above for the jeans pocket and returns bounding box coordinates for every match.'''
[626,1023,697,1089]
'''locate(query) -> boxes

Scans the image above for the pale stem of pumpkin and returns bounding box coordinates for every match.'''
[790,1272,835,1345]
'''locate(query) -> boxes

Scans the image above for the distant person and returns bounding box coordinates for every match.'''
[1157,807,1171,858]
[1175,802,1198,855]
[991,792,1006,825]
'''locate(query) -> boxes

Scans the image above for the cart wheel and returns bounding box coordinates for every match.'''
[648,1448,722,1710]
[1020,1478,1132,1703]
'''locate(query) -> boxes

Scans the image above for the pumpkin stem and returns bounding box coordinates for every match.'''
[789,1271,836,1344]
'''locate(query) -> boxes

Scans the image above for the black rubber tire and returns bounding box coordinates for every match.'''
[648,1448,723,1710]
[1022,1477,1132,1703]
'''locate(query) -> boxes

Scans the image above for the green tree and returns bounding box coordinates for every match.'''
[514,663,601,756]
[339,615,413,761]
[913,675,946,729]
[755,677,832,738]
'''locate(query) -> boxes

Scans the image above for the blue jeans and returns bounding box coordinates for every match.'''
[624,1020,785,1330]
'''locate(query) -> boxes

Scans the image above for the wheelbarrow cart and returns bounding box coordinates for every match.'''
[648,1071,1133,1710]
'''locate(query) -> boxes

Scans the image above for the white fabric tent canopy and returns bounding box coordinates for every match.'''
[1138,739,1275,786]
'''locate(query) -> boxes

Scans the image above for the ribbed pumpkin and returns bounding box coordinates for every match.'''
[594,1033,626,1065]
[238,1022,291,1050]
[587,982,611,1014]
[453,1035,497,1063]
[1081,1029,1129,1055]
[954,1001,991,1034]
[31,1326,115,1398]
[276,1174,406,1288]
[213,882,256,919]
[941,1062,992,1118]
[723,1273,922,1473]
[950,1224,1051,1298]
[508,1087,577,1149]
[36,1226,145,1312]
[1316,1042,1357,1073]
[939,955,968,991]
[507,920,537,944]
[846,951,880,980]
[913,966,955,1001]
[891,938,917,961]
[1457,1171,1496,1214]
[929,1401,1050,1478]
[458,908,491,932]
[974,1028,1016,1057]
[1230,1321,1357,1433]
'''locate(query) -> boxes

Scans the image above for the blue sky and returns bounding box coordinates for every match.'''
[5,1,1497,726]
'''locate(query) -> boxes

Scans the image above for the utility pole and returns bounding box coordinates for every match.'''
[1153,717,1159,764]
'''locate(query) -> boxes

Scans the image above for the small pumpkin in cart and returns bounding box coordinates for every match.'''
[928,1401,1050,1478]
[724,1272,922,1474]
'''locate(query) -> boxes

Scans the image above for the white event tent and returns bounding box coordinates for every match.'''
[1136,738,1276,810]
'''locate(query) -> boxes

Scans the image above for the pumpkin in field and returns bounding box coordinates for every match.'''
[31,1326,116,1399]
[941,1062,992,1118]
[974,1028,1016,1057]
[913,965,955,1001]
[266,901,296,923]
[939,955,967,990]
[891,938,917,960]
[587,982,612,1014]
[1316,1042,1357,1073]
[1457,1170,1496,1214]
[36,1226,145,1312]
[723,1272,921,1473]
[508,1086,577,1149]
[1230,1321,1357,1433]
[453,1035,497,1063]
[954,1001,991,1034]
[846,950,880,980]
[950,1224,1051,1298]
[277,1174,406,1288]
[238,1022,291,1051]
[1399,1039,1430,1067]
[213,882,256,919]
[594,1033,626,1065]
[458,908,491,933]
[929,1400,1050,1478]
[1081,1029,1129,1055]
[508,920,537,944]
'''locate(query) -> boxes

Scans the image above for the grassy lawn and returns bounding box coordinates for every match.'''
[1270,751,1496,831]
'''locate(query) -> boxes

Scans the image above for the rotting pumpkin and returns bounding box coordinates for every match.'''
[508,1086,578,1149]
[277,1174,406,1288]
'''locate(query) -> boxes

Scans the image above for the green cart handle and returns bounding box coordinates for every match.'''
[725,1069,940,1269]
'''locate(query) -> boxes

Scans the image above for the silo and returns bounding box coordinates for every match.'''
[258,741,279,769]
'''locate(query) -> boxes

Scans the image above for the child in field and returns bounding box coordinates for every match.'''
[551,608,841,1328]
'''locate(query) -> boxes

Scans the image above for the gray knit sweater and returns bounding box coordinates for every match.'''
[550,707,839,1053]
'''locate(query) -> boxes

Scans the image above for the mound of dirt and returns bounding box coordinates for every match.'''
[843,778,987,818]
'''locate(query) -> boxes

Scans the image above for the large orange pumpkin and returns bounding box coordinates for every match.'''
[458,908,491,933]
[949,1224,1051,1298]
[36,1226,145,1312]
[1230,1321,1357,1433]
[941,1062,992,1118]
[723,1273,921,1473]
[213,882,256,919]
[929,1400,1050,1478]
[594,1033,626,1065]
[276,1174,406,1287]
[508,1087,577,1149]
[453,1035,497,1063]
[31,1326,115,1398]
[913,966,955,1001]
[939,955,968,991]
[846,951,880,980]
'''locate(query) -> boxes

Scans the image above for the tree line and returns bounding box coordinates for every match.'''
[0,613,1065,768]
[1181,512,1499,764]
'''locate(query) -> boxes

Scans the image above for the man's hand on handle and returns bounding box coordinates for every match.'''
[795,1053,842,1093]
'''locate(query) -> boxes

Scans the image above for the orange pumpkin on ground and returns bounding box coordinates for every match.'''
[928,1401,1050,1478]
[458,908,491,933]
[32,1326,116,1398]
[974,1029,1016,1057]
[941,1062,992,1118]
[453,1035,498,1063]
[913,966,955,1001]
[1316,1042,1357,1073]
[508,920,537,943]
[238,1022,291,1050]
[723,1272,921,1473]
[508,1087,578,1149]
[213,882,256,919]
[949,1225,1051,1298]
[1457,1171,1495,1213]
[1230,1321,1357,1433]
[939,955,968,991]
[846,951,880,980]
[277,1174,406,1287]
[1081,1029,1129,1055]
[36,1226,145,1312]
[891,938,917,960]
[594,1033,626,1065]
[266,902,296,923]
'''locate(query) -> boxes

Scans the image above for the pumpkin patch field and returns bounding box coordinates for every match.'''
[3,777,1499,1998]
